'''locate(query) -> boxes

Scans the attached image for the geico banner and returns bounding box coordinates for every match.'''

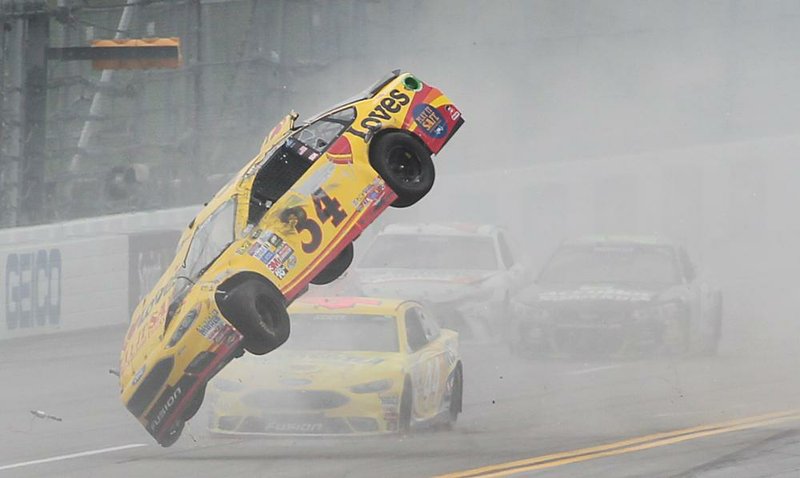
[0,236,129,340]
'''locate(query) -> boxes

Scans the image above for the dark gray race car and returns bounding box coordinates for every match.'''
[510,236,722,358]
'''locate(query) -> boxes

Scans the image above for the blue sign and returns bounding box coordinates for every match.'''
[5,249,61,330]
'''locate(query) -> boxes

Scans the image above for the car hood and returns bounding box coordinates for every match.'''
[353,268,498,303]
[214,350,404,390]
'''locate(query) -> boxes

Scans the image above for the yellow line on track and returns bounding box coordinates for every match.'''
[436,409,800,478]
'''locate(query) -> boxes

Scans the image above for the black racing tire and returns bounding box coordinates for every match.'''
[310,242,354,285]
[216,273,290,356]
[159,420,184,447]
[398,379,413,434]
[369,131,435,208]
[448,364,463,425]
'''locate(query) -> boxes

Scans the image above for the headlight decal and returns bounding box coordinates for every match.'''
[167,308,200,347]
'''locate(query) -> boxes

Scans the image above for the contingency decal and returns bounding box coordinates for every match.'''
[247,230,297,280]
[413,103,448,138]
[196,312,227,343]
[352,178,388,212]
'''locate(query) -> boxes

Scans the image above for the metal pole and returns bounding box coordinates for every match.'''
[0,1,24,226]
[68,0,137,173]
[192,0,204,184]
[19,2,49,225]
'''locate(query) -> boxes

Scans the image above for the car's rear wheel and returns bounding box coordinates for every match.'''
[216,273,290,356]
[370,131,435,208]
[310,242,353,285]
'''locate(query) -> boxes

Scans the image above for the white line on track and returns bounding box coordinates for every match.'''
[0,443,148,472]
[568,364,622,375]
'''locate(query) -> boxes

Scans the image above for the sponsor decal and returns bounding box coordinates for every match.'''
[444,104,461,121]
[267,256,287,280]
[413,103,448,138]
[259,250,276,265]
[538,288,654,302]
[267,233,282,248]
[277,243,293,261]
[196,313,226,343]
[347,89,410,140]
[264,421,323,433]
[352,178,387,212]
[5,249,61,330]
[246,230,295,280]
[147,386,183,433]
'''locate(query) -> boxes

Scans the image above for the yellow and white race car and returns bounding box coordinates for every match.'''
[119,71,463,446]
[207,297,463,436]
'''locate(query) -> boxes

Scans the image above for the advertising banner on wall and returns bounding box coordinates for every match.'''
[0,236,129,340]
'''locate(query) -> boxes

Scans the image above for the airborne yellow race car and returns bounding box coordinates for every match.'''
[207,297,463,436]
[119,71,463,446]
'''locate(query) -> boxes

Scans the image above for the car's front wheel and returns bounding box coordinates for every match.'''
[216,273,290,356]
[447,364,463,425]
[398,378,413,434]
[370,131,435,208]
[310,243,353,285]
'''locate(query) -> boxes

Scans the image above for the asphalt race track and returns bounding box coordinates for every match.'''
[2,311,800,478]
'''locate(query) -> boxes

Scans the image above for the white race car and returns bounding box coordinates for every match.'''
[350,223,525,341]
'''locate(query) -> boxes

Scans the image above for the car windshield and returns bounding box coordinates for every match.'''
[539,244,680,285]
[182,199,236,281]
[281,314,398,353]
[360,234,498,270]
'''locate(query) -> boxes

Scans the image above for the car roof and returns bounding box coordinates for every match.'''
[564,235,679,248]
[380,222,500,237]
[288,296,410,315]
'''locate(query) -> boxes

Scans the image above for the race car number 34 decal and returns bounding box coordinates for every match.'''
[281,188,347,253]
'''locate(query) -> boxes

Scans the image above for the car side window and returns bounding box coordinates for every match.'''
[293,108,355,153]
[498,232,515,269]
[247,145,312,225]
[405,308,429,352]
[418,307,440,342]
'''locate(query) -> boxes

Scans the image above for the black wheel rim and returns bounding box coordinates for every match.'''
[387,146,423,184]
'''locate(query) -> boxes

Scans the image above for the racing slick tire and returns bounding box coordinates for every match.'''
[370,131,435,208]
[159,420,184,448]
[447,364,463,426]
[216,272,290,356]
[399,378,413,434]
[310,242,354,285]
